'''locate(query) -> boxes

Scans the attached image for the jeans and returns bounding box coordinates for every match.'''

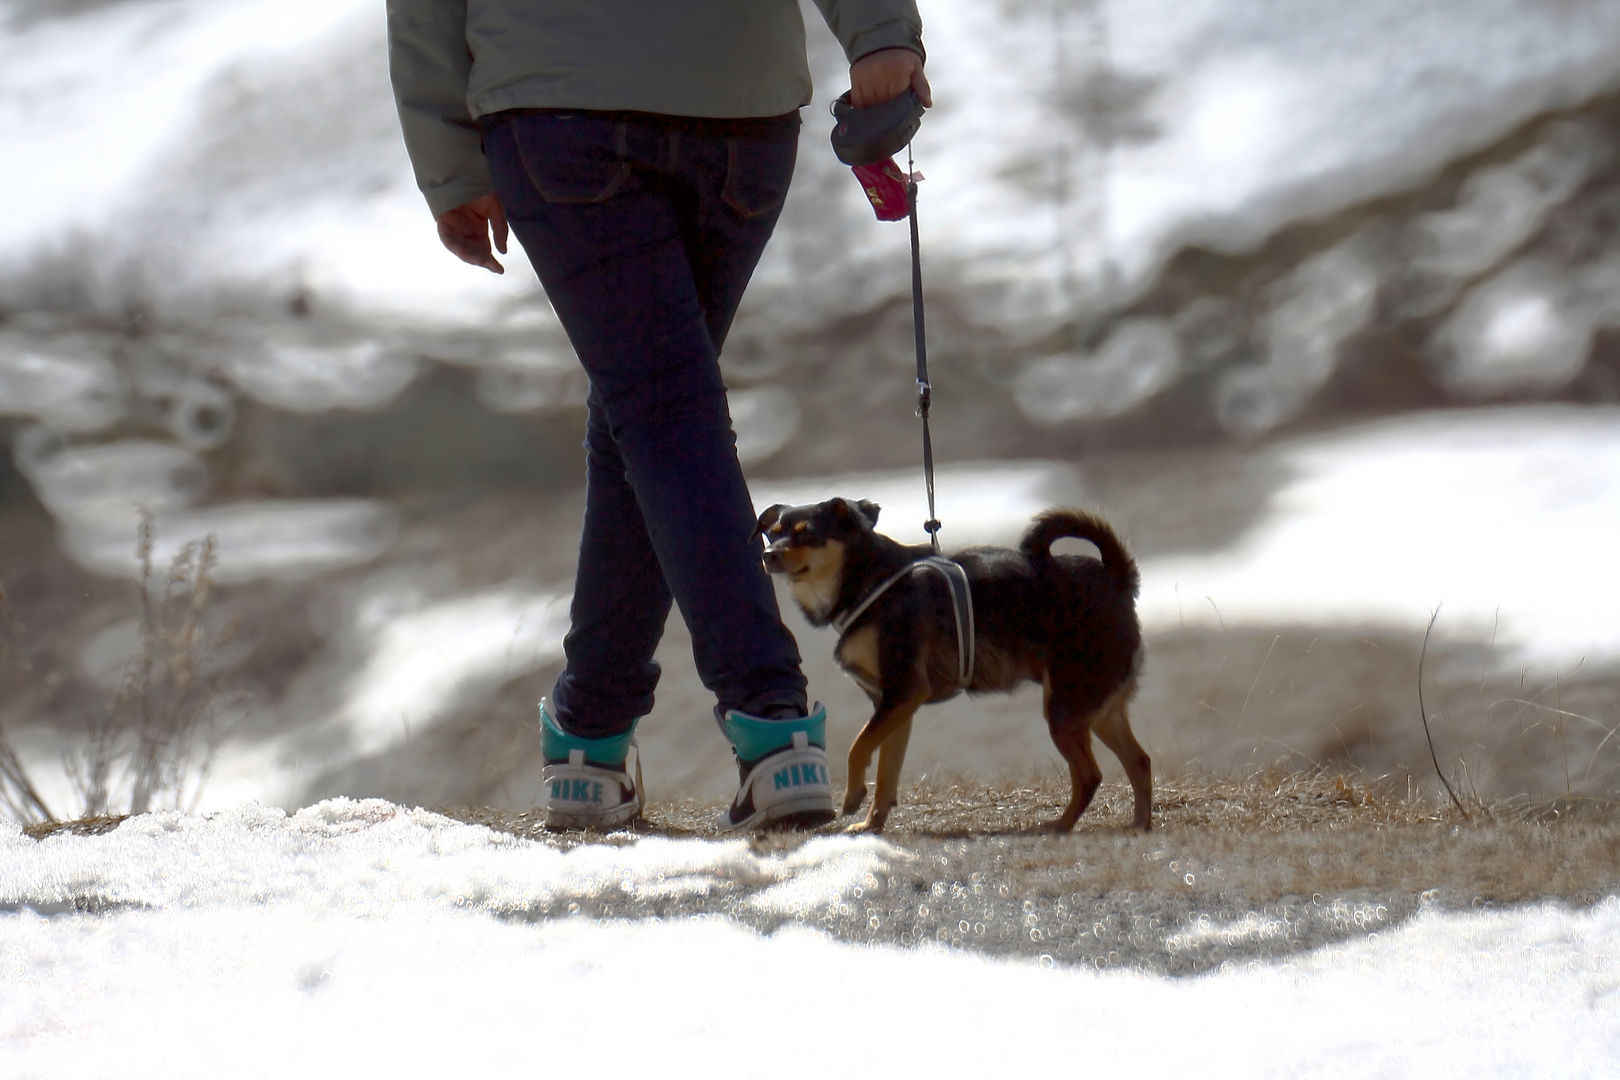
[483,109,809,739]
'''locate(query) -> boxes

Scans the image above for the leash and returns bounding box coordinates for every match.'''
[832,91,976,688]
[831,89,942,551]
[906,144,941,555]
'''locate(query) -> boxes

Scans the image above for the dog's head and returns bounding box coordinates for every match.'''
[755,498,881,621]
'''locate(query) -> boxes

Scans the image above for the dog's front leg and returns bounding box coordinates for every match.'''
[843,691,925,832]
[864,715,914,832]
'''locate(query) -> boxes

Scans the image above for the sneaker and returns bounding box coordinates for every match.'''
[717,704,835,831]
[539,700,642,831]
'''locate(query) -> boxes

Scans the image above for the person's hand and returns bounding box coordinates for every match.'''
[436,193,508,274]
[849,47,931,110]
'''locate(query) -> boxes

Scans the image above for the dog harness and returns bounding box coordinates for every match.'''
[830,555,975,688]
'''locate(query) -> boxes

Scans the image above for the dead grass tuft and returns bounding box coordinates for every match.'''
[67,519,241,817]
[3,517,242,825]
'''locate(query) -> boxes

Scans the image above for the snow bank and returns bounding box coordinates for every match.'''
[1137,406,1620,667]
[4,0,1619,329]
[2,802,1617,1077]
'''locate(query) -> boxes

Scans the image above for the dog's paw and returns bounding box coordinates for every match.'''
[840,784,868,817]
[844,813,887,835]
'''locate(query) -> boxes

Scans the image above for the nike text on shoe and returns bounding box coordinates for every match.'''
[718,705,835,831]
[539,700,642,831]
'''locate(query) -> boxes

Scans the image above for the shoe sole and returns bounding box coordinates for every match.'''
[720,793,835,832]
[542,802,642,832]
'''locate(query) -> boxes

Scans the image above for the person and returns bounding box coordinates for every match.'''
[387,0,929,830]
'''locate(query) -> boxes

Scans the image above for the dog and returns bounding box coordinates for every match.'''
[757,497,1150,834]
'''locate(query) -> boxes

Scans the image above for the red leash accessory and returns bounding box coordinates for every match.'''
[851,157,913,222]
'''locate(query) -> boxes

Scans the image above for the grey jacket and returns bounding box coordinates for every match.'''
[387,0,924,218]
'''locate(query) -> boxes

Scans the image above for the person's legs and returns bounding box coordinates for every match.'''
[484,110,808,742]
[548,391,673,738]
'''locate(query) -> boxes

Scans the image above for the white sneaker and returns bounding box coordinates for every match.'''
[717,705,835,831]
[538,699,642,831]
[541,747,642,831]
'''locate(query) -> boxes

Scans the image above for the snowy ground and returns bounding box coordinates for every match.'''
[3,801,1619,1077]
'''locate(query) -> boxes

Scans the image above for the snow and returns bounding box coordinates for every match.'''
[754,405,1620,669]
[3,0,1619,332]
[12,430,398,584]
[1136,406,1620,668]
[2,801,1618,1076]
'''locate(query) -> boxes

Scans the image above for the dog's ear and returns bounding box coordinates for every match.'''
[833,497,878,531]
[755,503,787,538]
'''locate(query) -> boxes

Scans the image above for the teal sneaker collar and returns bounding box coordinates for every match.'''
[539,700,639,768]
[721,703,827,764]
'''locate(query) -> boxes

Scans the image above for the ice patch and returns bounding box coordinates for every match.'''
[1216,245,1380,437]
[1435,263,1594,397]
[221,339,420,414]
[1408,121,1605,279]
[17,435,207,519]
[1014,319,1183,424]
[471,346,587,417]
[334,585,571,756]
[0,336,127,433]
[11,428,397,583]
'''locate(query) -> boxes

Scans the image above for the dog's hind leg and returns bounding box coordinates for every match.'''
[1090,678,1151,830]
[1044,675,1103,832]
[865,716,914,833]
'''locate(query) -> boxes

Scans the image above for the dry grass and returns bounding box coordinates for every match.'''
[435,770,1620,973]
[70,525,240,817]
[437,768,1620,905]
[3,519,241,825]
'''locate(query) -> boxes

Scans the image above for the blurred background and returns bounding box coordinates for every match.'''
[2,0,1618,818]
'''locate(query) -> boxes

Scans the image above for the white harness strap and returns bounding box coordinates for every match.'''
[831,556,975,688]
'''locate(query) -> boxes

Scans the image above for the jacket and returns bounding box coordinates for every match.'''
[387,0,924,217]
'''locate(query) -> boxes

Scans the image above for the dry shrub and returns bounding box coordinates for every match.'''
[2,515,243,826]
[65,518,242,817]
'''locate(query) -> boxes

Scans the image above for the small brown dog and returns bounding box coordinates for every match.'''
[758,497,1150,833]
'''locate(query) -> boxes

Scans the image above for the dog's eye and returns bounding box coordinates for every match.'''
[794,522,809,534]
[769,523,786,536]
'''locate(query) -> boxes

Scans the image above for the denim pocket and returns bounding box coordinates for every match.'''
[514,113,633,205]
[722,136,797,220]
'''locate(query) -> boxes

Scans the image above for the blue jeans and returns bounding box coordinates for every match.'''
[483,109,809,740]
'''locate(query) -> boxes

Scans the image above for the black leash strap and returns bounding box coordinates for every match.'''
[907,148,940,554]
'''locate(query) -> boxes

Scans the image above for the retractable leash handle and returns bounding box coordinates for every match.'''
[831,89,942,552]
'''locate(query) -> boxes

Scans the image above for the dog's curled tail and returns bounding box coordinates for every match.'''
[1021,509,1140,597]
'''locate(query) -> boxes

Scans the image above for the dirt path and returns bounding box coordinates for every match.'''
[438,772,1620,975]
